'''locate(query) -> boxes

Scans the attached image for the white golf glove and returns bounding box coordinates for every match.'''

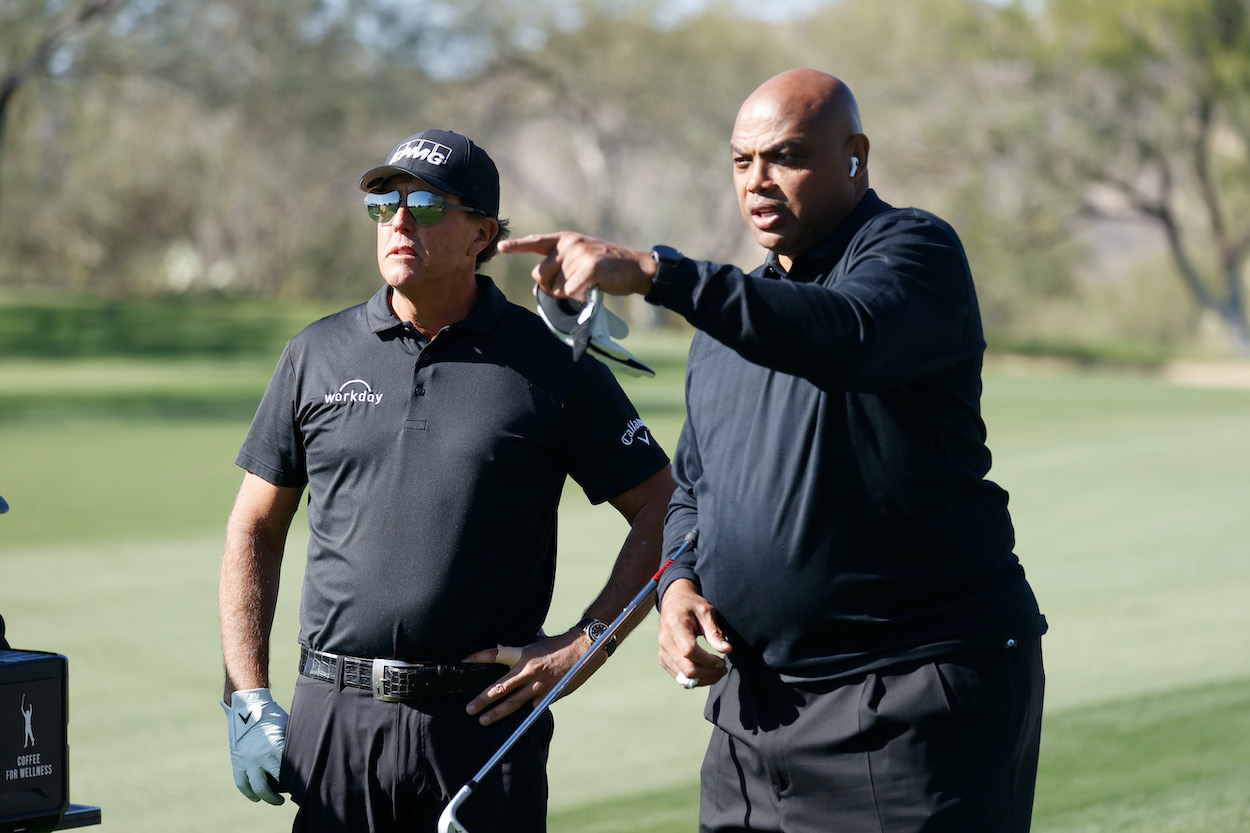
[221,687,288,805]
[535,287,655,378]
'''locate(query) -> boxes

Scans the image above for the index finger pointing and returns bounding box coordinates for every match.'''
[497,233,563,256]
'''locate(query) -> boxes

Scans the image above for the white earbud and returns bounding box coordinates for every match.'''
[849,157,860,177]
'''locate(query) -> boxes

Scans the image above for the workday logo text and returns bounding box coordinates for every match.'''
[325,379,384,406]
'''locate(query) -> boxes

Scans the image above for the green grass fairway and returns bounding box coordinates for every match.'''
[1035,679,1250,832]
[2,341,1249,832]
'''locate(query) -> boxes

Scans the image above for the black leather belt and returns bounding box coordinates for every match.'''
[298,646,505,702]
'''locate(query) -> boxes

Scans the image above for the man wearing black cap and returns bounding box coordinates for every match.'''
[217,129,673,833]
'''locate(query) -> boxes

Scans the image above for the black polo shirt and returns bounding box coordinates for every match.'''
[651,190,1046,681]
[237,277,669,662]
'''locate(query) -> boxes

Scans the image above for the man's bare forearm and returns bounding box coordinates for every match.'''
[218,474,300,701]
[219,531,283,699]
[583,466,673,641]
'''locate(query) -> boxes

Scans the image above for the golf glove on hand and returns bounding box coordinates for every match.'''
[535,287,655,378]
[221,687,288,805]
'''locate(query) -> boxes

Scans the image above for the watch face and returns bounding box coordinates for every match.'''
[587,622,609,642]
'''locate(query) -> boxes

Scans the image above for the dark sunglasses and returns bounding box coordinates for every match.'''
[364,190,489,225]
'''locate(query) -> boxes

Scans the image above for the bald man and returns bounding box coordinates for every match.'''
[500,69,1047,833]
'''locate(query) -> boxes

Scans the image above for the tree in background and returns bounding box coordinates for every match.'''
[2,0,1248,358]
[1025,0,1250,354]
[433,0,779,317]
[0,0,123,212]
[0,0,406,297]
[776,0,1084,337]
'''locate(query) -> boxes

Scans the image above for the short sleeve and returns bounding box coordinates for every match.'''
[558,357,669,505]
[235,342,309,488]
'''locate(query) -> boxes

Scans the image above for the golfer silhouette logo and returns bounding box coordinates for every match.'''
[21,694,35,748]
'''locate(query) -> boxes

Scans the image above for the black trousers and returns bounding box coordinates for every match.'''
[699,640,1045,833]
[281,676,553,833]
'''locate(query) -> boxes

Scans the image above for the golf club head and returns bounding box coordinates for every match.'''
[437,785,473,833]
[534,287,655,378]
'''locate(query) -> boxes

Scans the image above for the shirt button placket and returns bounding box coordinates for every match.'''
[414,350,432,401]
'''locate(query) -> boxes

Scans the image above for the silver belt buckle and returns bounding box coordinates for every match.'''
[371,658,418,702]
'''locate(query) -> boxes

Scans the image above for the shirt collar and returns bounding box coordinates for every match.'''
[366,274,509,337]
[762,189,892,279]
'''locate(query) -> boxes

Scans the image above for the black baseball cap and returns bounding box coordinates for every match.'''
[358,129,500,218]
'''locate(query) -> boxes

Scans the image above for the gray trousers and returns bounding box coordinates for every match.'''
[699,640,1045,833]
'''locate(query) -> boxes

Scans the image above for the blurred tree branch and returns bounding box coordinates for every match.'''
[1030,0,1250,353]
[0,0,124,210]
[2,0,1247,357]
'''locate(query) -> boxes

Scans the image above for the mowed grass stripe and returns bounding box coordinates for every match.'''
[1033,677,1250,833]
[2,346,1249,831]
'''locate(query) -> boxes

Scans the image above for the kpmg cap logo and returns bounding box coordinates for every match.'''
[390,139,453,168]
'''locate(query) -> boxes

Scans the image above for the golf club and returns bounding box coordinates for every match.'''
[438,527,699,833]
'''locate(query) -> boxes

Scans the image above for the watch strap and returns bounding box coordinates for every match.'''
[575,616,617,656]
[648,245,687,305]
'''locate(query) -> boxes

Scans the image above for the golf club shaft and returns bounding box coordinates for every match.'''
[462,527,699,791]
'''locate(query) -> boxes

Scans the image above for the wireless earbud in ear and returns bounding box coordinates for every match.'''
[849,157,860,177]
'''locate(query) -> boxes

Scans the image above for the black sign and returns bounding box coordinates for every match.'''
[0,651,68,833]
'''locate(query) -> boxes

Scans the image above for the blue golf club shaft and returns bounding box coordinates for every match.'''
[439,528,699,833]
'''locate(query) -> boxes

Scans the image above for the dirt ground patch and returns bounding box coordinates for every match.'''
[987,354,1250,391]
[1161,361,1250,390]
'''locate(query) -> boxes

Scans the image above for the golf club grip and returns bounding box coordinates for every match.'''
[650,527,699,580]
[599,526,698,653]
[464,528,699,785]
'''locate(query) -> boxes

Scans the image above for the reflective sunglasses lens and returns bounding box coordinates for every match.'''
[364,191,401,222]
[364,191,447,224]
[404,192,446,225]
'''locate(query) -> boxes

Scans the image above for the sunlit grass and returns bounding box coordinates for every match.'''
[2,339,1248,832]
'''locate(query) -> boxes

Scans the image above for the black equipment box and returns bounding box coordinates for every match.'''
[0,651,69,833]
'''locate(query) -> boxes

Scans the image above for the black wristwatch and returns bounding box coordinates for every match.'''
[650,245,684,287]
[575,616,617,656]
